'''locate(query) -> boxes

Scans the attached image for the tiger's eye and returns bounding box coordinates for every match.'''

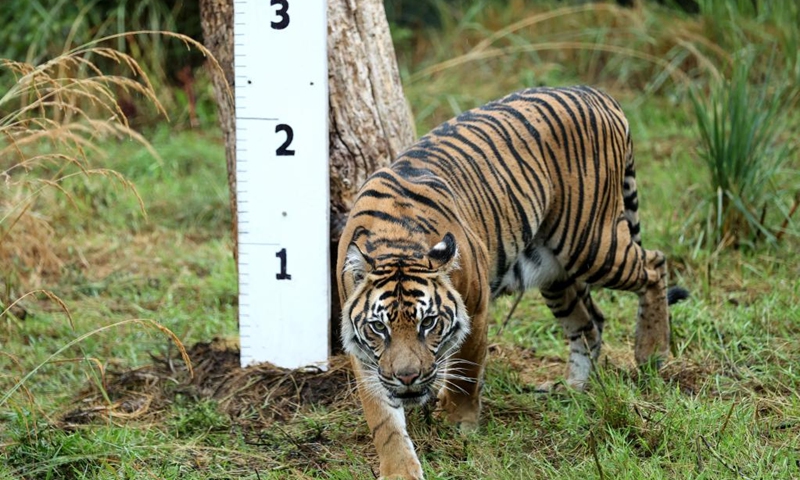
[371,321,387,332]
[420,316,436,329]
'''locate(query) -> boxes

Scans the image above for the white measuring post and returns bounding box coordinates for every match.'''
[234,0,330,369]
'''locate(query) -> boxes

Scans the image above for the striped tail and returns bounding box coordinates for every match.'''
[622,130,642,246]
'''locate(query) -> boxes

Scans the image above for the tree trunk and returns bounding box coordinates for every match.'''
[199,0,415,352]
[199,0,237,261]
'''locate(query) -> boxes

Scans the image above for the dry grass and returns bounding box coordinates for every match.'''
[0,34,223,467]
[0,200,63,289]
[407,3,731,90]
[1,43,154,294]
[0,318,191,410]
[0,32,223,296]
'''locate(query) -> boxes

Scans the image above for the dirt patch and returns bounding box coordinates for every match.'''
[61,339,730,432]
[62,338,358,428]
[656,358,715,395]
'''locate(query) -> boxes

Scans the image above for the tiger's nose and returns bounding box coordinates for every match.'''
[395,370,420,386]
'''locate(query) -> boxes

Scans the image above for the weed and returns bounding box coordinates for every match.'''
[1,42,156,295]
[0,31,222,296]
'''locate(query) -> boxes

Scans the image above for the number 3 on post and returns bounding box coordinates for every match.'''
[270,0,289,30]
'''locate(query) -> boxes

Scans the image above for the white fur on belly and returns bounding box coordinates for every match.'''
[497,245,565,294]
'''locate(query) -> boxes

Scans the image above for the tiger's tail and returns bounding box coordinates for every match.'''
[622,128,690,306]
[622,129,642,246]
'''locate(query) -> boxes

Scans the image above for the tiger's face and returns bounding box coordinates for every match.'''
[340,233,470,406]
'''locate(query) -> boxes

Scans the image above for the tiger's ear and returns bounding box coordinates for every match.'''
[428,233,459,272]
[344,242,373,288]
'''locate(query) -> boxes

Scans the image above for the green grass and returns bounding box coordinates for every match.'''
[2,107,798,479]
[2,2,800,479]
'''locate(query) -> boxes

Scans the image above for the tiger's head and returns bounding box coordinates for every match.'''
[340,233,470,406]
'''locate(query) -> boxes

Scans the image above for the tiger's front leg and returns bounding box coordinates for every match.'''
[541,281,602,391]
[437,308,488,430]
[352,358,424,480]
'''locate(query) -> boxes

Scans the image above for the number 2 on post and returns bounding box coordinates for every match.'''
[275,124,295,156]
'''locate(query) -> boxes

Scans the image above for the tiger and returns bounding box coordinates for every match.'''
[336,85,688,479]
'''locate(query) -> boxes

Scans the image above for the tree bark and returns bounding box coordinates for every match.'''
[327,0,416,237]
[199,0,415,352]
[199,0,237,261]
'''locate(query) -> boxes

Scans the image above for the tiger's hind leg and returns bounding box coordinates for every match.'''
[616,144,672,368]
[595,223,671,370]
[540,279,606,390]
[633,249,670,367]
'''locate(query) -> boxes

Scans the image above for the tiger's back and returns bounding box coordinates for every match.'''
[336,86,677,480]
[343,86,639,298]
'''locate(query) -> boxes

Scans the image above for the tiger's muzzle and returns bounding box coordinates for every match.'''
[379,367,438,406]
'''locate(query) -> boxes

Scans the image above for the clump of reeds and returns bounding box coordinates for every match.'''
[687,52,798,250]
[0,31,220,415]
[1,33,215,465]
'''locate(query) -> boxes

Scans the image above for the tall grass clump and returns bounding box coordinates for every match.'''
[697,0,800,84]
[0,1,193,86]
[0,32,217,293]
[0,39,159,297]
[0,1,212,129]
[397,2,729,131]
[687,53,798,251]
[0,35,207,475]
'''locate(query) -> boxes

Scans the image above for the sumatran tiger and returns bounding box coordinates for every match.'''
[336,86,688,479]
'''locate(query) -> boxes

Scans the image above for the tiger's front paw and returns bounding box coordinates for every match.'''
[379,457,424,480]
[534,380,561,393]
[437,390,480,431]
[535,378,588,393]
